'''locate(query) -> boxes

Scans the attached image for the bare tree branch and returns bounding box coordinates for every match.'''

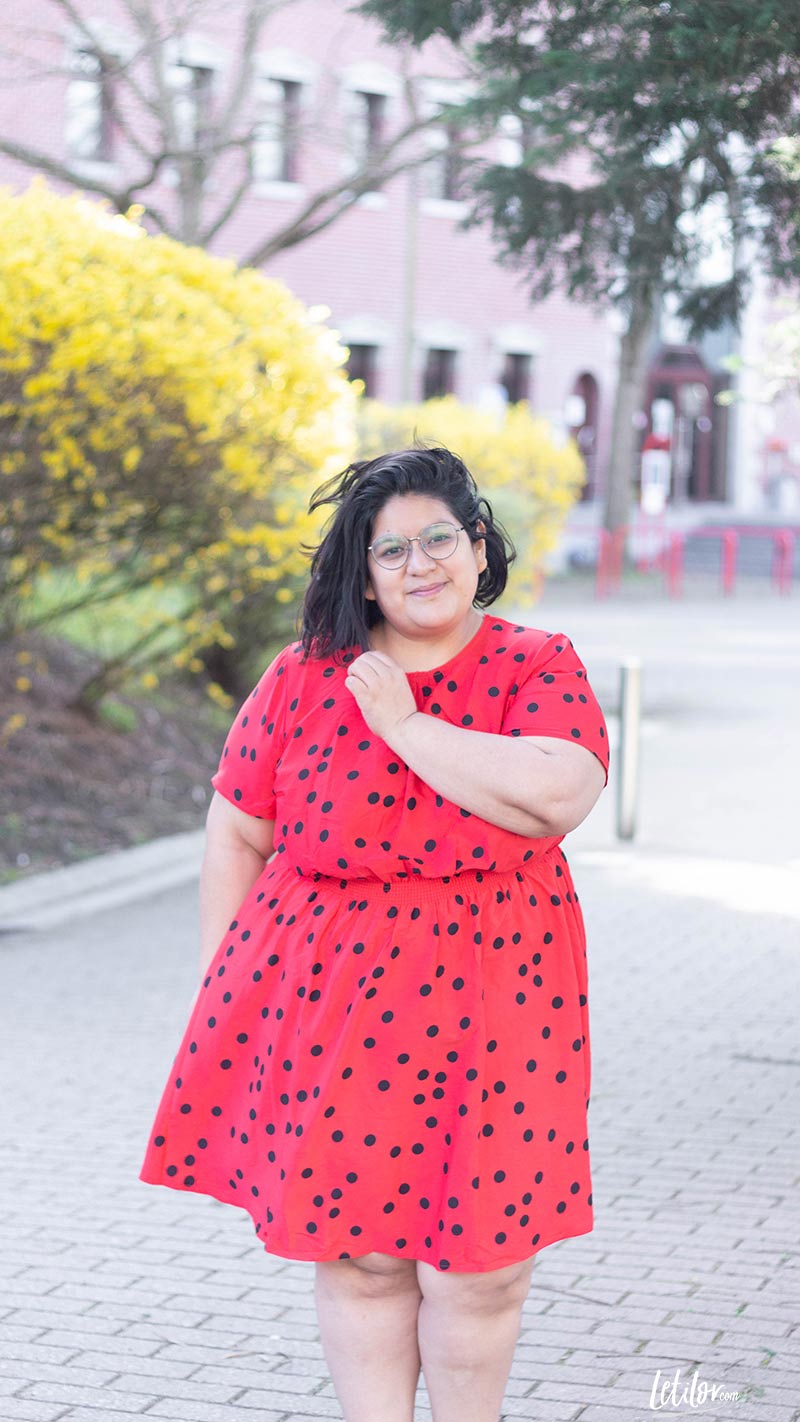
[213,0,274,152]
[242,116,486,266]
[118,0,181,152]
[2,0,493,257]
[200,163,255,245]
[0,135,123,204]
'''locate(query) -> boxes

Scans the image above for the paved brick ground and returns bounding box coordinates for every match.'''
[1,590,798,1421]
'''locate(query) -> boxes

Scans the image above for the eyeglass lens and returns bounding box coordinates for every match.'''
[371,523,460,567]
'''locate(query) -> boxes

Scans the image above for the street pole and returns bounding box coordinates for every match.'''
[617,659,642,840]
[400,160,419,402]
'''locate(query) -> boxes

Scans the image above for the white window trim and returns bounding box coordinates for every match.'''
[70,156,124,181]
[420,196,469,219]
[251,177,307,201]
[491,325,544,357]
[337,315,391,346]
[163,33,227,76]
[339,62,402,101]
[419,76,474,110]
[256,49,318,88]
[416,320,472,352]
[355,191,388,210]
[64,18,133,61]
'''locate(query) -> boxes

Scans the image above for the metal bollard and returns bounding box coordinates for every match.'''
[617,659,642,840]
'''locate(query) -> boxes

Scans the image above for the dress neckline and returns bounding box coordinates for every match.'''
[384,611,490,678]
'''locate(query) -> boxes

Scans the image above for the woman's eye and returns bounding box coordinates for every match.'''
[380,542,404,557]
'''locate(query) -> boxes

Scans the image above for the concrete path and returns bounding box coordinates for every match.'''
[1,587,798,1421]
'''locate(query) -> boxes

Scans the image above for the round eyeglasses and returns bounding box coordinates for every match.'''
[368,521,465,569]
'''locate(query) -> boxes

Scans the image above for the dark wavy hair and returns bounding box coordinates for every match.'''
[299,445,516,660]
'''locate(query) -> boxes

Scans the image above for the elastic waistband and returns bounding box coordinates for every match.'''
[289,852,564,907]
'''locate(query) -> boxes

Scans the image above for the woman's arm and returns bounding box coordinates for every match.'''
[345,651,605,838]
[387,714,605,837]
[199,792,275,977]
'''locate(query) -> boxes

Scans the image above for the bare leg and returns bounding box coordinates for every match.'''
[314,1251,423,1422]
[416,1255,536,1422]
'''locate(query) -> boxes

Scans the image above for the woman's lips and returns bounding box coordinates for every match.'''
[409,582,446,597]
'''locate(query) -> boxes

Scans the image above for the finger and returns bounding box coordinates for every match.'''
[344,670,372,694]
[351,650,398,673]
[347,657,384,684]
[365,650,400,669]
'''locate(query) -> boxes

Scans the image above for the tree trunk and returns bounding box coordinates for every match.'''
[604,284,657,534]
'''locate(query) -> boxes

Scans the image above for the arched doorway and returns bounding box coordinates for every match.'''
[567,372,600,502]
[644,345,723,503]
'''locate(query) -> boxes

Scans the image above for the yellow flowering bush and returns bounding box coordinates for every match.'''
[356,397,585,605]
[0,182,356,703]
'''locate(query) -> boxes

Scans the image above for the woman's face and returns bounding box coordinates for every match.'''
[365,493,487,640]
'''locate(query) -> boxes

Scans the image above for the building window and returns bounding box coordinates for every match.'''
[501,352,532,404]
[426,124,465,202]
[347,90,387,177]
[254,77,302,183]
[496,110,543,168]
[345,344,379,397]
[171,61,214,151]
[422,348,457,400]
[66,47,113,162]
[497,113,523,167]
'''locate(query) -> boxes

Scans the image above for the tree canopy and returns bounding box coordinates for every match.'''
[358,0,800,526]
[0,182,356,704]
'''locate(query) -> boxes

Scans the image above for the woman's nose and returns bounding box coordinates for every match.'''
[406,538,438,571]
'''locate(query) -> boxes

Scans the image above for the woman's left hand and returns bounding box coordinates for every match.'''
[345,651,418,742]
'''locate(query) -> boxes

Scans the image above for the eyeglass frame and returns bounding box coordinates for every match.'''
[367,521,470,569]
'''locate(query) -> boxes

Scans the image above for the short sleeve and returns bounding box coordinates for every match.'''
[210,645,291,819]
[501,631,610,786]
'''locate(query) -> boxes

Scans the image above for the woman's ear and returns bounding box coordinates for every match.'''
[475,520,488,571]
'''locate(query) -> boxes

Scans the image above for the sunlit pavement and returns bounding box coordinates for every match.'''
[0,583,797,1422]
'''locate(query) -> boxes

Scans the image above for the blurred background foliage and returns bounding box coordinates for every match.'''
[0,182,356,705]
[2,183,585,720]
[356,396,585,606]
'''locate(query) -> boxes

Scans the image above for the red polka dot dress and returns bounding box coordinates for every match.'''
[140,614,610,1273]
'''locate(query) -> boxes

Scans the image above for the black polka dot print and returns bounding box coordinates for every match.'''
[140,614,610,1273]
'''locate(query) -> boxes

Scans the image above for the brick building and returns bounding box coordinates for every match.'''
[2,0,797,532]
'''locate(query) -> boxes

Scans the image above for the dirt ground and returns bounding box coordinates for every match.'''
[0,633,233,885]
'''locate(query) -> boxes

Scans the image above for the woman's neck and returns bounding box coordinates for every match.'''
[369,607,484,672]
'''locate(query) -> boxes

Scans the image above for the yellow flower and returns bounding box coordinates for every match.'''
[0,180,359,668]
[207,682,234,708]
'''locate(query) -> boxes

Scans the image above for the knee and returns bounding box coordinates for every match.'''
[417,1255,535,1312]
[316,1251,420,1298]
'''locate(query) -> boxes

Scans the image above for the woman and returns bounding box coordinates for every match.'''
[140,446,609,1422]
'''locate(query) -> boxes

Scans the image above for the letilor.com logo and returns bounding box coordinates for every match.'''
[650,1367,745,1409]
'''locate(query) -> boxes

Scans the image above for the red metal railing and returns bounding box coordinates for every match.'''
[594,524,796,598]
